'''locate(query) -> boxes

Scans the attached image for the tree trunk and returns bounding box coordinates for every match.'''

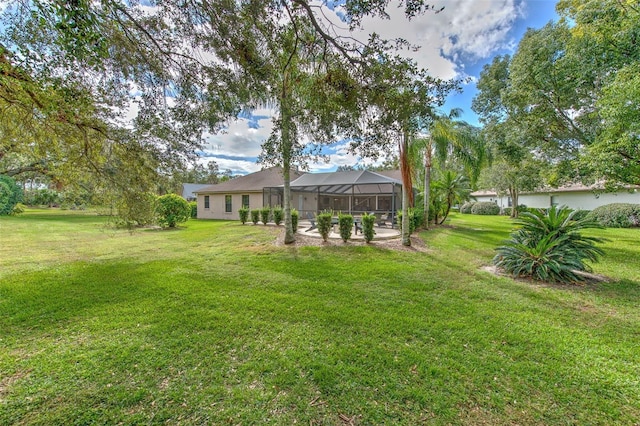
[422,140,432,229]
[281,74,295,244]
[400,129,411,246]
[509,186,519,218]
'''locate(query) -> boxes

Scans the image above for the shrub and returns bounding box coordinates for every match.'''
[0,175,23,215]
[361,213,375,243]
[250,209,260,224]
[493,205,606,284]
[471,201,500,215]
[460,201,476,214]
[338,213,353,242]
[397,208,421,234]
[317,211,333,242]
[260,206,271,225]
[23,188,59,207]
[587,203,640,228]
[570,209,591,221]
[272,206,284,225]
[291,209,299,231]
[238,206,249,224]
[11,202,26,215]
[156,194,191,228]
[189,201,198,218]
[502,207,512,216]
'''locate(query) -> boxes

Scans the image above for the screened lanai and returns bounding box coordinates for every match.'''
[263,170,403,219]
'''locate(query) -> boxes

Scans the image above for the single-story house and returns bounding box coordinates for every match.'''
[181,183,212,201]
[264,169,403,219]
[472,184,640,211]
[194,167,404,220]
[194,167,305,220]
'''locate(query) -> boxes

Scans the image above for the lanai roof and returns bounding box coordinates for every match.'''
[288,170,402,194]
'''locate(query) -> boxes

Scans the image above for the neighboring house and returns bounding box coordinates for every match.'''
[181,183,211,201]
[472,184,640,211]
[194,167,305,220]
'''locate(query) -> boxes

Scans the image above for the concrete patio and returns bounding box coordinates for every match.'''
[297,220,400,240]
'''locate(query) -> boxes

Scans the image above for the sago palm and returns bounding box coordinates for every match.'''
[493,205,606,284]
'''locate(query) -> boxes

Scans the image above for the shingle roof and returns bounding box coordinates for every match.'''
[194,167,305,194]
[182,183,211,199]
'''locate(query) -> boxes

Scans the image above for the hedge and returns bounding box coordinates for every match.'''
[470,201,500,215]
[587,203,640,228]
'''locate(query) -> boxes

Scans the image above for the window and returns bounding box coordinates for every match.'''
[225,195,232,213]
[242,194,250,209]
[204,195,210,209]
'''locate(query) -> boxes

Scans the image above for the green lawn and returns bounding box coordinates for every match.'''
[1,210,639,425]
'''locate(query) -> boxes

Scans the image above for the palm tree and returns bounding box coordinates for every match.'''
[433,169,472,224]
[410,109,488,228]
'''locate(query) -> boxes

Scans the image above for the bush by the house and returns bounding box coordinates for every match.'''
[460,201,476,214]
[114,192,158,228]
[272,206,284,225]
[361,213,375,243]
[317,211,333,242]
[502,207,512,216]
[156,193,191,228]
[260,206,271,225]
[338,213,353,243]
[570,209,591,221]
[494,205,605,284]
[189,201,198,218]
[238,206,249,224]
[397,208,421,234]
[291,209,299,231]
[0,175,23,215]
[250,209,260,225]
[587,203,640,228]
[471,201,500,215]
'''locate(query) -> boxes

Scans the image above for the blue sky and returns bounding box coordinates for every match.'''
[199,0,560,174]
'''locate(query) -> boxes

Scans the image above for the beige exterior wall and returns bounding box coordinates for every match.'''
[196,191,263,220]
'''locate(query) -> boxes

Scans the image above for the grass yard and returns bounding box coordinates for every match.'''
[1,210,639,425]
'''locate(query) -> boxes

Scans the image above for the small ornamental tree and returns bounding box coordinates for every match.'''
[0,175,23,215]
[156,194,191,228]
[317,211,333,242]
[238,206,249,224]
[272,206,284,226]
[250,209,260,225]
[338,213,353,243]
[361,213,375,243]
[260,206,271,225]
[493,205,606,284]
[291,209,299,231]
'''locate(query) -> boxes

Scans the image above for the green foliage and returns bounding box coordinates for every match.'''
[291,209,299,231]
[361,212,376,243]
[272,207,284,226]
[189,201,198,219]
[494,205,606,284]
[0,175,23,215]
[471,201,500,215]
[396,208,421,234]
[250,209,260,225]
[260,206,272,225]
[316,211,333,242]
[238,206,249,224]
[23,189,60,206]
[155,194,191,228]
[11,202,26,215]
[113,192,158,229]
[338,213,354,243]
[460,201,476,214]
[588,203,640,228]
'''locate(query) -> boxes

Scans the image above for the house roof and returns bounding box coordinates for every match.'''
[194,167,305,194]
[182,183,211,199]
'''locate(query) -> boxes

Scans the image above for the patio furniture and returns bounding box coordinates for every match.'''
[306,212,317,231]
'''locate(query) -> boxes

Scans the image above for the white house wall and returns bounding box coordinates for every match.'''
[474,189,640,211]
